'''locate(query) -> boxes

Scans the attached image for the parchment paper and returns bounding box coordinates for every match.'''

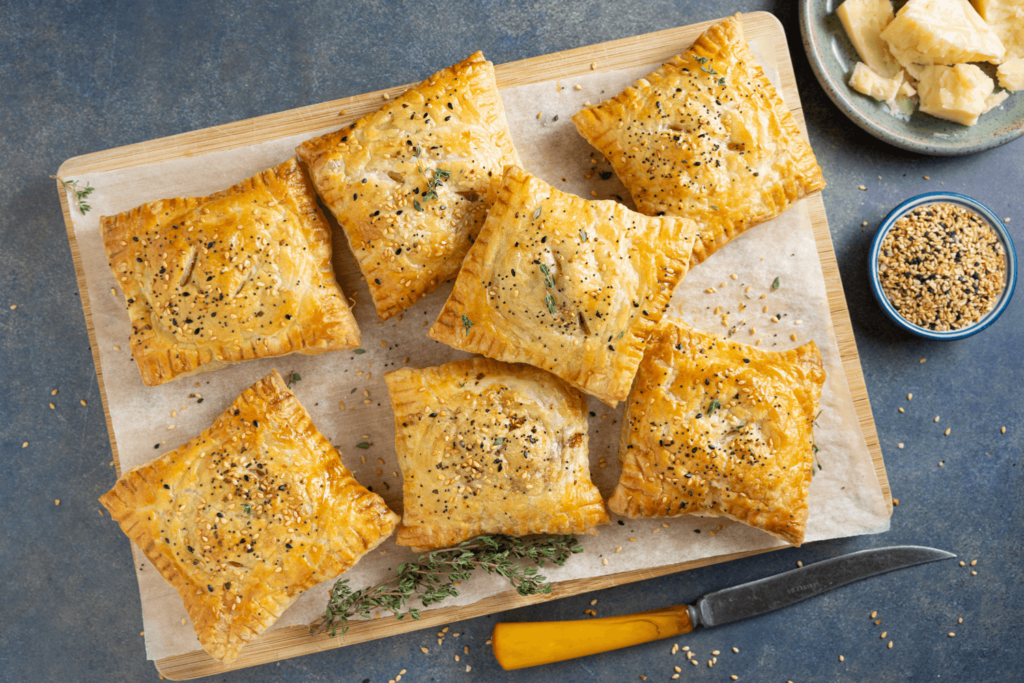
[65,38,890,661]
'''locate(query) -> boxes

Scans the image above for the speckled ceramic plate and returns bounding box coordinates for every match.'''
[799,0,1024,156]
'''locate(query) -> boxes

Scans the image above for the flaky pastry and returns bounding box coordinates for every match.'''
[429,166,698,407]
[607,320,825,546]
[296,52,521,320]
[385,357,609,550]
[101,157,360,387]
[99,370,398,664]
[572,14,825,267]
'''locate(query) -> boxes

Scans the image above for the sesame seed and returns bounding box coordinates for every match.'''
[574,84,582,91]
[80,400,87,406]
[536,112,543,119]
[712,650,720,656]
[948,632,955,637]
[839,655,844,662]
[602,558,609,566]
[732,647,739,653]
[858,185,867,191]
[881,632,887,638]
[797,561,803,568]
[898,443,904,449]
[934,416,940,422]
[49,403,55,409]
[382,93,389,100]
[971,570,977,576]
[591,62,597,69]
[944,428,951,436]
[959,561,965,566]
[862,221,868,227]
[888,641,893,649]
[893,498,900,505]
[871,611,878,618]
[923,175,930,180]
[22,442,28,448]
[920,358,927,363]
[421,647,429,654]
[970,559,977,566]
[55,499,60,506]
[1001,426,1006,434]
[907,393,913,400]
[898,407,904,413]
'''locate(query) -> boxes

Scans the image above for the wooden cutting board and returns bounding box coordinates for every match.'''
[56,11,891,680]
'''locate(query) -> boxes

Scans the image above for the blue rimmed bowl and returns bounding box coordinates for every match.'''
[868,192,1017,340]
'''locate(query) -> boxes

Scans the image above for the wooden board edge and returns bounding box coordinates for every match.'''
[154,545,777,680]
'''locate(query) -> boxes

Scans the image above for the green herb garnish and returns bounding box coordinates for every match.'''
[539,263,556,288]
[772,276,780,290]
[242,503,252,515]
[533,206,542,220]
[313,534,583,636]
[462,314,474,335]
[579,229,588,243]
[53,176,95,215]
[694,55,718,76]
[419,168,451,202]
[545,293,557,314]
[353,349,366,354]
[413,199,423,211]
[356,442,371,449]
[493,437,505,446]
[707,398,721,416]
[286,372,302,388]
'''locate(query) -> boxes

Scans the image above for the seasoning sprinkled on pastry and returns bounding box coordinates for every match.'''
[429,165,699,407]
[99,370,398,664]
[385,357,608,550]
[101,157,360,387]
[297,52,521,320]
[608,319,825,546]
[572,14,826,267]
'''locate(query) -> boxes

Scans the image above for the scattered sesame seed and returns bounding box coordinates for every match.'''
[49,403,55,409]
[80,400,87,406]
[839,655,845,662]
[858,185,867,191]
[923,175,930,180]
[55,499,60,506]
[898,443,904,449]
[944,428,951,436]
[959,561,966,566]
[907,393,913,400]
[590,599,598,605]
[948,632,955,637]
[881,632,887,638]
[382,93,389,100]
[9,304,16,310]
[958,618,963,624]
[22,442,28,448]
[934,416,940,423]
[732,647,739,653]
[871,611,878,618]
[574,84,582,91]
[1001,426,1006,434]
[970,559,977,566]
[920,358,927,363]
[536,112,543,119]
[862,221,868,227]
[602,558,609,566]
[888,641,893,649]
[421,647,429,654]
[898,407,904,413]
[591,62,597,69]
[893,498,900,505]
[971,570,977,576]
[797,561,803,568]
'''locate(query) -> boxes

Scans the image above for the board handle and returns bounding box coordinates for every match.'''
[491,604,695,670]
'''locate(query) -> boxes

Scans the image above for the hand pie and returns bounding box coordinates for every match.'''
[101,157,360,387]
[385,357,609,550]
[429,166,699,407]
[607,320,825,546]
[572,14,826,267]
[99,370,398,664]
[296,52,521,320]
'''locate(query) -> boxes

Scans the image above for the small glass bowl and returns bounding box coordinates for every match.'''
[868,192,1017,341]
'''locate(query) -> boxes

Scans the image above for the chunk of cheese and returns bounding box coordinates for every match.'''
[837,0,902,77]
[917,64,996,124]
[850,62,906,100]
[997,56,1024,89]
[881,0,1006,66]
[984,90,1011,111]
[971,0,1024,60]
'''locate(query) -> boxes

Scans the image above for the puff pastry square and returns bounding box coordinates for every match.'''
[99,370,399,664]
[572,14,826,267]
[101,157,360,387]
[607,321,825,546]
[296,52,521,320]
[428,166,699,407]
[385,357,609,550]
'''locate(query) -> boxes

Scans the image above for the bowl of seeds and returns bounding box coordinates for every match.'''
[869,192,1016,340]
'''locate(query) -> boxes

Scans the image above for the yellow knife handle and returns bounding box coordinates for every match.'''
[491,604,695,670]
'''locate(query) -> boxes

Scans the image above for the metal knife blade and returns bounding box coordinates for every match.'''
[691,545,956,629]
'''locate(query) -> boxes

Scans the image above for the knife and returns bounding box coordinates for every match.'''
[491,545,954,670]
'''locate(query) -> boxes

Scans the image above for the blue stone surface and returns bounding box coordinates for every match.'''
[0,2,1020,682]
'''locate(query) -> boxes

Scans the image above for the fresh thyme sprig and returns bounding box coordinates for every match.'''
[312,534,583,637]
[52,176,95,215]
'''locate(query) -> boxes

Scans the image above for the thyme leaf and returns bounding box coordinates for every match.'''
[312,534,583,637]
[242,503,252,515]
[353,349,366,354]
[533,206,542,220]
[286,371,302,388]
[52,176,95,215]
[545,293,557,314]
[462,314,474,335]
[356,442,371,449]
[413,199,423,211]
[772,276,781,290]
[707,398,721,416]
[579,229,588,243]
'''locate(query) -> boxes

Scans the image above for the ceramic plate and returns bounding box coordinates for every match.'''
[799,0,1024,156]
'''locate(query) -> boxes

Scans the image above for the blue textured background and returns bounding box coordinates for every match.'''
[1,1,1021,681]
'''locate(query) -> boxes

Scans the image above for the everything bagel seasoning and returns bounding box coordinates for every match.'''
[877,203,1006,331]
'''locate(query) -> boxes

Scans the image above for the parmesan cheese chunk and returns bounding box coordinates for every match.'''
[881,0,1006,66]
[837,0,902,77]
[997,57,1024,90]
[917,63,996,125]
[850,62,905,100]
[971,0,1024,60]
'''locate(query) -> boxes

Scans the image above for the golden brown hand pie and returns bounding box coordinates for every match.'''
[385,357,609,550]
[607,320,825,546]
[99,370,398,664]
[572,14,826,267]
[296,52,521,320]
[101,157,360,387]
[428,166,698,407]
